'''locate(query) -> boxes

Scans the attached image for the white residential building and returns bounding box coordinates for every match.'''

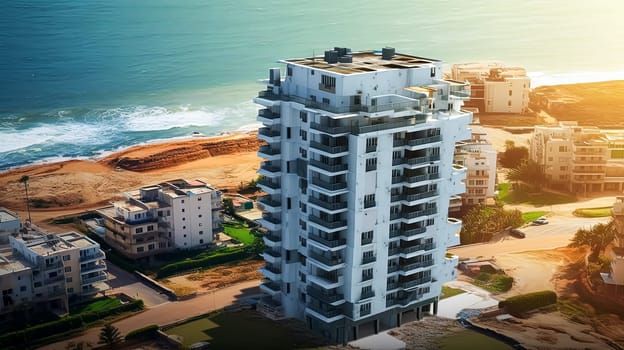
[1,229,108,318]
[254,47,471,343]
[452,126,497,210]
[530,122,624,193]
[451,62,530,114]
[0,207,20,244]
[98,179,223,262]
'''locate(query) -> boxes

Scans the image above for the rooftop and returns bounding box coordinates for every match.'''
[0,251,31,276]
[284,49,439,75]
[0,208,19,223]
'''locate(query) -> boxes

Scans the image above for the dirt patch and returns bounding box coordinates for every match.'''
[160,260,265,296]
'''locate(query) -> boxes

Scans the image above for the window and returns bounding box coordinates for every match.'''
[353,95,361,105]
[508,101,512,106]
[364,194,375,208]
[34,282,42,288]
[361,285,372,299]
[135,227,143,234]
[64,266,71,273]
[200,239,204,244]
[287,66,292,76]
[184,234,187,237]
[430,67,436,77]
[300,111,308,122]
[181,200,185,204]
[183,226,186,230]
[366,137,377,153]
[62,255,71,261]
[299,130,307,141]
[67,288,74,293]
[300,147,307,158]
[321,75,336,89]
[198,214,202,218]
[310,95,316,102]
[322,97,330,105]
[287,197,292,210]
[287,127,291,139]
[310,70,315,75]
[182,217,186,221]
[66,277,72,283]
[20,286,26,292]
[362,268,373,281]
[148,244,155,250]
[360,302,371,315]
[147,225,154,231]
[362,250,375,264]
[366,158,377,171]
[509,90,513,96]
[199,230,203,235]
[137,247,144,253]
[361,230,373,245]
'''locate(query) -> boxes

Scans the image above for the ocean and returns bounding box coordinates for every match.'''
[1,0,624,170]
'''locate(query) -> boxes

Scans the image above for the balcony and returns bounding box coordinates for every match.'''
[310,122,350,135]
[81,262,107,273]
[260,264,282,281]
[258,145,281,160]
[389,226,427,239]
[44,261,63,270]
[262,232,282,247]
[260,279,281,295]
[401,276,432,290]
[308,232,346,249]
[257,178,281,195]
[257,297,286,320]
[308,196,347,212]
[259,163,281,178]
[261,248,281,264]
[386,291,424,307]
[258,214,281,231]
[258,127,281,143]
[258,197,281,213]
[308,251,345,269]
[402,173,440,185]
[399,207,438,221]
[309,159,348,173]
[361,255,376,264]
[401,190,439,203]
[80,251,105,263]
[306,303,343,321]
[400,243,435,257]
[404,155,441,167]
[309,141,348,155]
[81,273,107,285]
[257,109,280,125]
[360,290,375,301]
[310,178,348,193]
[399,259,434,273]
[44,275,65,285]
[306,285,344,304]
[308,215,347,230]
[405,135,442,148]
[308,273,344,289]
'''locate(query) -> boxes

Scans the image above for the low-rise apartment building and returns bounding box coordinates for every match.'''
[452,126,497,211]
[0,207,20,244]
[530,122,624,194]
[98,179,223,262]
[451,62,530,114]
[1,228,108,319]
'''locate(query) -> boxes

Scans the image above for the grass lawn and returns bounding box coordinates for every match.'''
[165,311,328,349]
[497,183,576,206]
[69,297,121,314]
[223,222,255,245]
[573,206,612,218]
[471,273,514,294]
[522,211,547,223]
[441,286,466,299]
[437,329,515,350]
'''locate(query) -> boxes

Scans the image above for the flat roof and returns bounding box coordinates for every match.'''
[0,208,19,223]
[284,50,439,75]
[0,252,31,276]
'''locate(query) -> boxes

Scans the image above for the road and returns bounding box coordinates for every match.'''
[39,279,262,349]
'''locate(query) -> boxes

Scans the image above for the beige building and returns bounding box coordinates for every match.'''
[530,122,624,193]
[451,62,530,114]
[1,228,107,318]
[98,179,223,262]
[604,197,624,286]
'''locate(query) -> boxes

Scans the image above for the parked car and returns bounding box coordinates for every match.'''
[509,228,526,239]
[532,216,548,225]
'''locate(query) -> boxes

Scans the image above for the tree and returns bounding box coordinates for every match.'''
[569,220,617,261]
[460,204,523,244]
[19,175,32,222]
[499,140,529,169]
[506,160,546,190]
[98,323,123,348]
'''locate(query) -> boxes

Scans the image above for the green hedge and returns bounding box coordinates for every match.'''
[126,324,159,340]
[499,290,557,315]
[157,247,250,278]
[0,300,144,348]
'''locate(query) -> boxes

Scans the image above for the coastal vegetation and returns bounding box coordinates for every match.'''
[441,286,466,299]
[459,204,523,244]
[498,290,557,316]
[496,183,576,206]
[470,266,514,294]
[569,220,616,261]
[498,140,528,169]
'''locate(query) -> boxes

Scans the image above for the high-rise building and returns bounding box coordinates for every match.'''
[254,47,472,343]
[98,179,223,263]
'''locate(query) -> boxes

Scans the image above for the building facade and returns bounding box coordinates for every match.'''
[0,207,20,244]
[1,229,108,318]
[605,197,624,285]
[451,62,530,114]
[98,179,223,262]
[254,47,471,343]
[530,122,624,194]
[452,126,497,210]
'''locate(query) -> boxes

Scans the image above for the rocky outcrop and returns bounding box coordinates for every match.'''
[104,136,264,172]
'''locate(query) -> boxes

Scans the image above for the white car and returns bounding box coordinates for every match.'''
[532,216,548,225]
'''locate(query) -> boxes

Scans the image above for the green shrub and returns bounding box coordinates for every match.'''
[476,272,491,281]
[157,248,250,278]
[499,290,557,315]
[479,265,498,274]
[126,324,159,340]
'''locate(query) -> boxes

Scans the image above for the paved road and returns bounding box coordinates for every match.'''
[105,262,169,307]
[39,279,262,349]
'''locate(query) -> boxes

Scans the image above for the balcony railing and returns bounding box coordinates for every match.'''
[354,115,427,135]
[308,197,347,211]
[309,159,348,173]
[402,190,439,202]
[306,286,344,303]
[81,273,107,285]
[258,197,281,209]
[405,155,441,166]
[309,251,344,266]
[362,255,376,264]
[258,109,280,119]
[406,135,441,146]
[401,243,435,255]
[308,215,347,229]
[389,226,427,238]
[258,178,280,189]
[258,145,280,156]
[401,208,438,220]
[401,276,432,289]
[309,141,348,154]
[399,259,434,272]
[258,127,281,138]
[311,178,347,191]
[308,232,346,248]
[310,122,350,134]
[307,303,342,318]
[80,252,105,262]
[81,262,107,273]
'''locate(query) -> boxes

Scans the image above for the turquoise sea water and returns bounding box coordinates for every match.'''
[1,0,624,169]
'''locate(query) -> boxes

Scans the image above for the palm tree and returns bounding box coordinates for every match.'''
[19,175,31,222]
[569,220,617,261]
[98,323,123,348]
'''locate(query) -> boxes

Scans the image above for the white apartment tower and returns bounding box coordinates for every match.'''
[254,47,472,343]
